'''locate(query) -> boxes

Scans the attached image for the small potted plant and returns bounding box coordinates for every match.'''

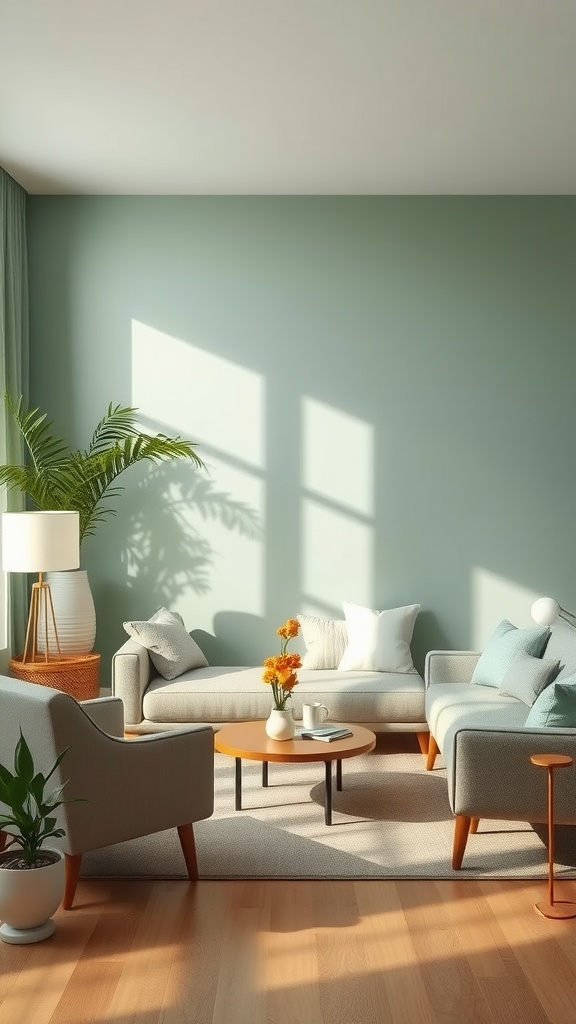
[0,731,78,944]
[262,619,302,740]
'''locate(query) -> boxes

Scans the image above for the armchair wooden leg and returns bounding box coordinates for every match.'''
[63,853,82,909]
[416,732,430,756]
[452,815,472,870]
[177,823,199,881]
[470,817,480,834]
[426,735,439,771]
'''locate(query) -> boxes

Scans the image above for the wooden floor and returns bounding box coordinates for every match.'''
[1,876,576,1023]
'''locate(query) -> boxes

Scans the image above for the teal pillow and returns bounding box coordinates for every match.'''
[525,674,576,728]
[471,619,550,689]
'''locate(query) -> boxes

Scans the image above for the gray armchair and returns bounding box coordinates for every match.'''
[0,675,214,908]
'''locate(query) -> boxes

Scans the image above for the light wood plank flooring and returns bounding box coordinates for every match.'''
[1,876,576,1023]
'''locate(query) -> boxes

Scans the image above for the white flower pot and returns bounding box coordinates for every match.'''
[265,708,295,741]
[0,848,65,944]
[37,569,96,655]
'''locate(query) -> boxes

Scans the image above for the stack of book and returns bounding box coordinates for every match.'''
[298,724,353,743]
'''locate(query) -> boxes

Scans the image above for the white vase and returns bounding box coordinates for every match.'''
[0,848,65,944]
[37,569,96,656]
[265,708,295,741]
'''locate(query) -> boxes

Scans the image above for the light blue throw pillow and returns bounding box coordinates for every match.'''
[471,619,550,689]
[525,673,576,728]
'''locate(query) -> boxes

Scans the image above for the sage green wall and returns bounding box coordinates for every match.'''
[26,197,576,684]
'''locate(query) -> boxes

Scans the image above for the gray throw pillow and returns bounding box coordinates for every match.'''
[470,619,550,689]
[123,606,208,680]
[525,672,576,728]
[498,650,560,706]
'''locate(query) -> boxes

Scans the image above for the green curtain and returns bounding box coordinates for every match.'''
[0,167,29,662]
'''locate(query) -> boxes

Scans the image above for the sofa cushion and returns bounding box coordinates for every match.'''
[123,607,208,680]
[338,602,420,673]
[426,682,529,763]
[470,620,550,689]
[297,614,348,669]
[498,651,560,706]
[525,673,576,727]
[141,666,426,725]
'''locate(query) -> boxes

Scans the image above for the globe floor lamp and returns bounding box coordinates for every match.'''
[1,511,80,663]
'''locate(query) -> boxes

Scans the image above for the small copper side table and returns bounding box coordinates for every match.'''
[530,753,576,920]
[9,653,101,701]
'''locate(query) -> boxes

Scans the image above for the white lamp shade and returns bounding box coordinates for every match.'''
[531,596,561,627]
[1,511,80,573]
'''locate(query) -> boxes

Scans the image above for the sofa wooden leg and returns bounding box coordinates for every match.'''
[63,853,82,909]
[470,817,480,834]
[426,735,439,770]
[452,815,472,870]
[415,732,430,756]
[177,823,199,880]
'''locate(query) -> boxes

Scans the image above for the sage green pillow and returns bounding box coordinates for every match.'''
[525,673,576,728]
[471,619,550,689]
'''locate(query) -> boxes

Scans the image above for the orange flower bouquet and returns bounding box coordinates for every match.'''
[262,619,302,711]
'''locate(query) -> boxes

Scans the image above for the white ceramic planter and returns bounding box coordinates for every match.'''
[0,848,65,944]
[265,708,295,741]
[37,569,96,655]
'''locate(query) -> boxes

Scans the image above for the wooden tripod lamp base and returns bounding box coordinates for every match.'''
[530,753,576,920]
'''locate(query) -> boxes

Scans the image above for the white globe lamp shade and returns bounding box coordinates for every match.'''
[531,597,561,627]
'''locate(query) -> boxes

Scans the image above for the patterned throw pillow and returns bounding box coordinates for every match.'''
[123,606,208,680]
[337,602,420,673]
[470,620,550,689]
[297,614,348,670]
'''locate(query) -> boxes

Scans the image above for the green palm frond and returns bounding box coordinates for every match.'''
[1,392,205,544]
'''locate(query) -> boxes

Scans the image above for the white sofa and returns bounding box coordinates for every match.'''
[112,636,428,746]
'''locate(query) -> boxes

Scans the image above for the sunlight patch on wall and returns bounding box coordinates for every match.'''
[302,499,373,611]
[131,320,265,468]
[131,320,265,631]
[301,397,374,612]
[471,567,541,648]
[302,397,374,515]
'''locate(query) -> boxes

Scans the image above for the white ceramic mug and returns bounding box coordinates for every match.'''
[302,702,330,729]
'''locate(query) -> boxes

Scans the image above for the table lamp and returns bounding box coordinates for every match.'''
[531,597,576,629]
[1,511,80,663]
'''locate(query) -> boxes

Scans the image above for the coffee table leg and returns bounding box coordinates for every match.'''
[262,761,268,787]
[235,757,242,810]
[336,759,342,791]
[324,760,333,825]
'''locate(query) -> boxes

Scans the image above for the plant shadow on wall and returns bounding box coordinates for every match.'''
[96,460,262,644]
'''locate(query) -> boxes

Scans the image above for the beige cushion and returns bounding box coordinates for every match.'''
[141,666,426,725]
[297,614,348,669]
[123,607,208,680]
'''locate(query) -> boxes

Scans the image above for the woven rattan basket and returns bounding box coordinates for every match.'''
[9,653,101,700]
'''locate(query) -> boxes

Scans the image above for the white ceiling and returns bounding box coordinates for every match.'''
[1,0,575,195]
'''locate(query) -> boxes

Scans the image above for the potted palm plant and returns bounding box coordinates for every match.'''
[0,391,205,654]
[0,731,78,944]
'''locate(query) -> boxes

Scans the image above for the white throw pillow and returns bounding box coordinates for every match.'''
[123,606,208,680]
[297,614,348,670]
[338,602,420,673]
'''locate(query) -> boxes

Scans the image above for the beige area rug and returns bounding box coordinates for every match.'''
[80,749,576,881]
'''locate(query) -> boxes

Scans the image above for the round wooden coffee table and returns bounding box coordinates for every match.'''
[214,721,376,825]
